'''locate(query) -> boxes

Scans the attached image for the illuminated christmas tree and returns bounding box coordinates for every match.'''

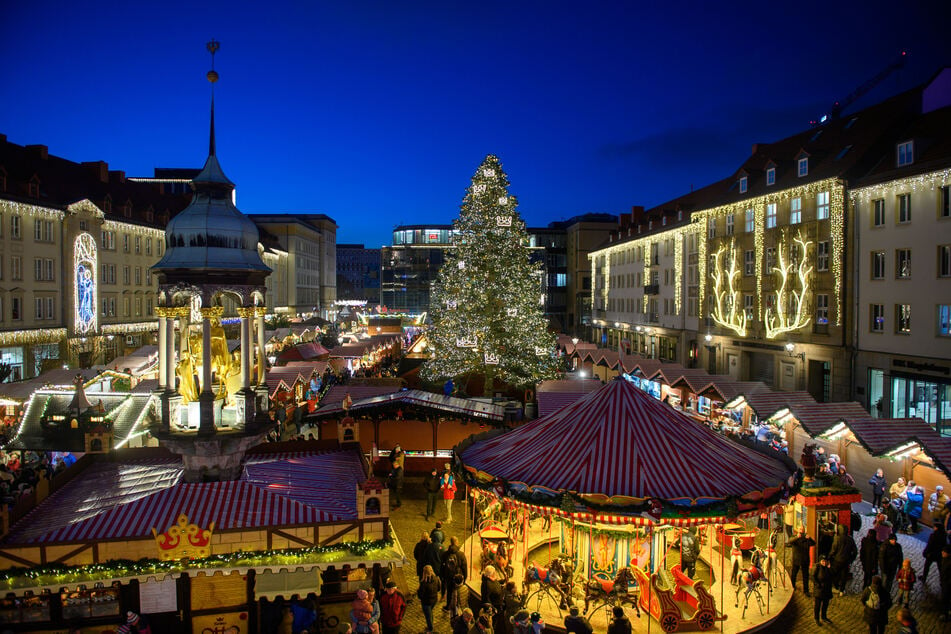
[422,155,559,394]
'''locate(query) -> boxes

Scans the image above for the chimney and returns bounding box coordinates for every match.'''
[619,214,630,229]
[0,134,7,144]
[81,161,109,183]
[631,205,645,224]
[751,143,760,156]
[26,144,49,160]
[108,170,126,183]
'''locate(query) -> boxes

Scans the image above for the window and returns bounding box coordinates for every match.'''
[134,267,141,285]
[11,297,21,320]
[896,304,911,334]
[898,193,911,223]
[45,259,53,281]
[870,304,885,332]
[798,157,808,177]
[11,215,20,239]
[739,176,747,193]
[726,214,734,235]
[766,167,775,186]
[897,140,914,167]
[766,247,777,272]
[940,245,951,278]
[11,256,21,281]
[744,294,754,320]
[872,251,885,280]
[34,258,43,281]
[873,199,885,226]
[145,237,153,256]
[744,208,754,232]
[766,203,777,228]
[790,197,802,224]
[817,241,829,271]
[123,234,130,252]
[101,230,115,250]
[896,249,911,279]
[123,266,130,286]
[35,297,43,320]
[939,305,951,337]
[707,218,716,239]
[135,236,141,254]
[46,297,54,320]
[817,191,830,220]
[744,250,754,276]
[816,294,829,324]
[941,186,950,218]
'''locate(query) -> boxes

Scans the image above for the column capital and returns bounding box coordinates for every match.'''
[174,306,192,319]
[255,307,268,318]
[200,306,225,321]
[236,306,256,318]
[155,306,172,319]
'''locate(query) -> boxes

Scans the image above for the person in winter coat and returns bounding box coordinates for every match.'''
[441,536,469,611]
[453,608,475,634]
[939,546,951,622]
[860,575,889,634]
[860,529,880,588]
[563,606,594,634]
[414,532,441,580]
[895,606,918,634]
[417,565,442,634]
[424,468,441,521]
[922,522,946,582]
[681,528,701,578]
[872,512,893,543]
[889,477,907,503]
[928,485,949,526]
[380,581,407,634]
[788,526,816,595]
[811,556,835,625]
[440,463,457,522]
[869,469,887,511]
[894,559,916,607]
[903,482,924,533]
[830,524,858,593]
[481,566,504,632]
[430,522,446,553]
[879,533,904,592]
[606,606,632,634]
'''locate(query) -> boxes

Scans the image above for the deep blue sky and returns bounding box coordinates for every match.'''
[1,2,947,247]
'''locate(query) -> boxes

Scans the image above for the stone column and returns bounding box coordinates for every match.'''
[256,307,267,386]
[167,313,177,389]
[200,308,217,394]
[237,306,252,389]
[157,307,167,390]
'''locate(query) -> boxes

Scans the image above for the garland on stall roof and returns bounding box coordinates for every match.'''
[0,538,395,589]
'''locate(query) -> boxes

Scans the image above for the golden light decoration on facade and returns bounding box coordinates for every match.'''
[764,231,813,339]
[708,240,747,337]
[0,328,67,346]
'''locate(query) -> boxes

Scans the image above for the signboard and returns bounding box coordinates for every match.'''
[139,576,178,614]
[190,572,247,611]
[191,611,248,634]
[315,602,351,634]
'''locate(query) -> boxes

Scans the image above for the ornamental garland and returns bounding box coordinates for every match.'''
[0,539,395,589]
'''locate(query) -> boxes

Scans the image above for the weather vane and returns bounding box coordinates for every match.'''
[206,39,219,84]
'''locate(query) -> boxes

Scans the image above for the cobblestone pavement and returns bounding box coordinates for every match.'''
[388,485,948,633]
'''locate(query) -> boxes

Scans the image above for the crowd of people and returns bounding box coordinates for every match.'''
[0,449,73,509]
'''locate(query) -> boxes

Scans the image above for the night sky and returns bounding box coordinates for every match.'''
[1,2,947,247]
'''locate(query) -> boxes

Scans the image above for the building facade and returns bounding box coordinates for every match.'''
[336,243,381,307]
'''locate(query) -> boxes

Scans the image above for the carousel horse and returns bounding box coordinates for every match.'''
[524,555,575,609]
[583,566,640,617]
[733,562,766,618]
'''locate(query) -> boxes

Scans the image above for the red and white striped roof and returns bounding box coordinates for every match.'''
[3,450,365,545]
[461,378,795,503]
[536,379,604,417]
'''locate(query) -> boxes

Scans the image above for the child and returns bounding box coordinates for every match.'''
[350,589,373,633]
[895,559,916,607]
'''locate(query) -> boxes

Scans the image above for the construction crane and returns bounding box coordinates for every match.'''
[814,51,907,124]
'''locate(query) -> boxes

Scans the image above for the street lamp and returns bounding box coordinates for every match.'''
[785,342,805,360]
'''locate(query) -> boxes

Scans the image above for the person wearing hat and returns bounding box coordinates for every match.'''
[563,605,593,634]
[606,606,632,634]
[380,580,406,634]
[879,532,904,593]
[127,610,152,634]
[811,555,835,625]
[440,463,457,522]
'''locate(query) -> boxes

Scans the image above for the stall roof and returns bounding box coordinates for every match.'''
[744,391,817,419]
[311,389,505,422]
[320,384,405,409]
[536,378,605,417]
[783,402,871,436]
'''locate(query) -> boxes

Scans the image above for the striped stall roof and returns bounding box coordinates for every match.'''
[461,378,795,502]
[697,380,769,402]
[320,385,404,408]
[2,451,365,545]
[536,379,604,417]
[665,370,729,395]
[788,402,871,436]
[842,417,951,478]
[745,391,816,419]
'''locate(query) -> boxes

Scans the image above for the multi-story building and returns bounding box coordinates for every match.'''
[336,243,381,307]
[0,136,191,377]
[247,214,338,320]
[562,213,617,337]
[589,69,950,404]
[850,72,951,431]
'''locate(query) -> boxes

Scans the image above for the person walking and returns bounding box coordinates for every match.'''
[830,523,858,594]
[430,522,446,553]
[440,463,457,523]
[417,565,441,634]
[811,555,835,626]
[441,536,468,612]
[860,575,889,634]
[388,445,404,510]
[922,521,946,583]
[424,468,441,521]
[894,559,916,607]
[860,528,880,588]
[414,532,441,583]
[379,581,406,634]
[788,526,816,596]
[879,533,903,593]
[480,566,504,632]
[869,469,887,512]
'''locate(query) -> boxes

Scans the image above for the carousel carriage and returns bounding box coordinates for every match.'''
[633,564,726,633]
[523,554,576,613]
[478,522,515,580]
[583,566,640,618]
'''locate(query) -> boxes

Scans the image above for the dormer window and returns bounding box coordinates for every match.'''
[797,157,808,177]
[766,167,776,186]
[28,176,40,198]
[102,197,112,213]
[0,167,6,193]
[738,176,748,193]
[662,216,667,226]
[677,210,683,221]
[122,201,133,218]
[897,140,914,167]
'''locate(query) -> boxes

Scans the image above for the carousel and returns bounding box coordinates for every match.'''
[455,378,801,633]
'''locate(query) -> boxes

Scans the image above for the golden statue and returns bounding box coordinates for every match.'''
[176,350,200,403]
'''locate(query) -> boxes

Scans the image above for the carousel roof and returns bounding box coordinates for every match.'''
[460,378,796,505]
